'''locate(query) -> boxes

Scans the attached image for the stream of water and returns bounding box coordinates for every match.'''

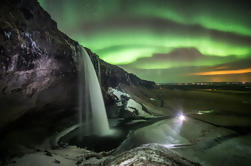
[78,47,111,136]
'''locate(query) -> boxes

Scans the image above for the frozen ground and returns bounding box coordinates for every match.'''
[6,144,200,166]
[6,146,94,166]
[108,87,154,118]
[115,117,251,166]
[4,116,251,166]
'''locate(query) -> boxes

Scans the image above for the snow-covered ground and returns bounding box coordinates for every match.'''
[6,144,199,166]
[107,87,154,118]
[6,115,250,166]
[115,117,251,166]
[108,87,130,107]
[106,144,200,166]
[7,146,93,166]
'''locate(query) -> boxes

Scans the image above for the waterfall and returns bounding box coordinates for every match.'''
[78,47,111,136]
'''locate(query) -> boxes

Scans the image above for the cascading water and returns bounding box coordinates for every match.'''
[78,47,111,136]
[60,47,128,151]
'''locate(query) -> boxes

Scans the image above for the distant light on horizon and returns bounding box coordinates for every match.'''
[191,68,251,76]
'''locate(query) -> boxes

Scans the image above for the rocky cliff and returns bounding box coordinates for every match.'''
[0,0,155,132]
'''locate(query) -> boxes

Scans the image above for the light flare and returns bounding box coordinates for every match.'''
[178,115,186,121]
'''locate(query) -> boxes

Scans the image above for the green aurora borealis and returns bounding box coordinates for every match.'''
[39,0,251,83]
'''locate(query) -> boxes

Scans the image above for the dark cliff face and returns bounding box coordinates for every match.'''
[0,0,80,130]
[0,0,155,130]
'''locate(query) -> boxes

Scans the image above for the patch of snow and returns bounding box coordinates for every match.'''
[108,87,130,106]
[7,143,197,166]
[108,87,153,117]
[109,144,195,166]
[7,54,18,72]
[4,31,11,39]
[31,40,37,48]
[7,151,75,166]
[150,98,155,101]
[21,43,26,49]
[7,146,105,166]
[22,32,42,54]
[197,109,214,115]
[117,157,136,166]
[126,99,139,113]
[126,99,153,117]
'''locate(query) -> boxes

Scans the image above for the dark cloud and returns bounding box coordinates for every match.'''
[120,48,237,69]
[211,57,251,70]
[124,58,251,83]
[150,48,205,61]
[80,17,251,47]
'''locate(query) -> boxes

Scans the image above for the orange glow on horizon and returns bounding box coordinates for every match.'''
[191,68,251,76]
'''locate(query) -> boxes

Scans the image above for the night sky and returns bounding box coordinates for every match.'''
[38,0,251,83]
